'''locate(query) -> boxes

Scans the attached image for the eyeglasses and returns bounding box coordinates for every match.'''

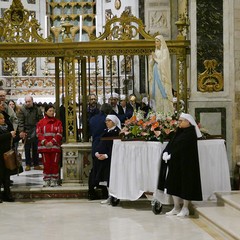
[178,119,186,123]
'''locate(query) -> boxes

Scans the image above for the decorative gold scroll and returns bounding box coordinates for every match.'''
[198,59,223,92]
[0,0,51,43]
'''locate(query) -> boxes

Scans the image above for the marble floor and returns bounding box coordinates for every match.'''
[0,169,226,240]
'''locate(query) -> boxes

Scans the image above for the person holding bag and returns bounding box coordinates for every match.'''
[0,113,16,202]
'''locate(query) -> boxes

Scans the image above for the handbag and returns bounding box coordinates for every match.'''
[3,149,17,171]
[3,138,24,175]
[9,151,23,176]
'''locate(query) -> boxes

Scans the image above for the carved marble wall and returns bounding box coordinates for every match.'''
[189,0,234,173]
[233,0,240,171]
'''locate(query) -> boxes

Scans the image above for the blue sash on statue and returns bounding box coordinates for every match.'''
[152,63,167,99]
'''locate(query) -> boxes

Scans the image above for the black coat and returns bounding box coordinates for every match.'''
[111,105,126,124]
[158,125,202,201]
[89,112,107,157]
[93,126,120,186]
[0,126,12,183]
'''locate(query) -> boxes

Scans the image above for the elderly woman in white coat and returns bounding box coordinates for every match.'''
[93,114,121,205]
[149,35,174,114]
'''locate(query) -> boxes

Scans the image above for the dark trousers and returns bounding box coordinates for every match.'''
[0,169,11,199]
[24,137,39,166]
[88,157,108,199]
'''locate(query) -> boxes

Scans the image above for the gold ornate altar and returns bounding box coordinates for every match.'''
[0,0,190,184]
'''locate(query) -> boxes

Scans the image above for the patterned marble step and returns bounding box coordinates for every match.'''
[11,185,89,199]
[193,191,240,240]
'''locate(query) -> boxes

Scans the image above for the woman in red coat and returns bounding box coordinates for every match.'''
[36,105,63,187]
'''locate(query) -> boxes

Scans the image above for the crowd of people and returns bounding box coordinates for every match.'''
[0,64,202,217]
[0,89,65,202]
[0,88,152,203]
[87,92,152,203]
[0,33,203,217]
[86,92,203,217]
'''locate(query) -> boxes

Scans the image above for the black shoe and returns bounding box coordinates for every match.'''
[99,186,109,199]
[2,194,15,202]
[88,190,99,200]
[110,196,120,206]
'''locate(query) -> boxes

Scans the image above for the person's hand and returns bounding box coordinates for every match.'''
[19,131,27,139]
[46,142,53,147]
[162,152,171,162]
[162,152,168,160]
[95,152,100,158]
[152,52,157,61]
[97,154,107,160]
[10,131,16,138]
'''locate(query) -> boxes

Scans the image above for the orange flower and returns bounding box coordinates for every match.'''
[142,122,148,129]
[130,115,137,122]
[137,119,144,126]
[149,115,156,122]
[151,121,159,131]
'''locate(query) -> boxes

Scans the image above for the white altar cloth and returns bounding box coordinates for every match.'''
[109,139,231,201]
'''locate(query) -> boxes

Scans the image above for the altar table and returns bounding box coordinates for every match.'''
[109,139,231,202]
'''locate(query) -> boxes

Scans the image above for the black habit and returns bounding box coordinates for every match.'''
[158,125,202,201]
[93,126,120,187]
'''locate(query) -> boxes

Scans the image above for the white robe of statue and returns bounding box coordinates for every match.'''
[149,35,174,114]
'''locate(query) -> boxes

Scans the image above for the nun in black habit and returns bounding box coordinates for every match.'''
[158,113,202,217]
[93,114,121,204]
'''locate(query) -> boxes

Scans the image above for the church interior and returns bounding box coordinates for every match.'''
[0,0,240,239]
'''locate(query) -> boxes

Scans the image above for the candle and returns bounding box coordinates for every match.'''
[79,15,82,41]
[95,15,97,36]
[45,15,48,38]
[29,15,32,42]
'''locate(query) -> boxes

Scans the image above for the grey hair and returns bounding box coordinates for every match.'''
[100,103,112,115]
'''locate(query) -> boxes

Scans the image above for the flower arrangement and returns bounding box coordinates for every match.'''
[120,110,179,142]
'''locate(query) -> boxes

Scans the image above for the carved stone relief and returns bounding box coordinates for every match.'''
[144,0,171,38]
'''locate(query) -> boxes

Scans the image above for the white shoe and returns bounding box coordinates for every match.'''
[43,180,50,187]
[101,197,111,204]
[50,180,57,187]
[165,208,181,216]
[177,207,189,217]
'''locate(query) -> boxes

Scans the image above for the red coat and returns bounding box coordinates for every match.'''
[36,116,63,153]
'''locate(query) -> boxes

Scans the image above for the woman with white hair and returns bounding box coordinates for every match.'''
[93,114,121,205]
[158,113,203,217]
[149,35,174,114]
